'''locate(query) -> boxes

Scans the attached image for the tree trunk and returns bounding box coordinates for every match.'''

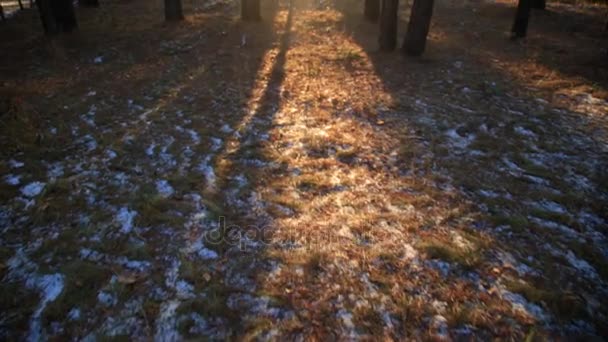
[403,0,434,56]
[30,0,35,8]
[0,3,5,21]
[378,0,398,51]
[79,0,100,8]
[38,0,59,33]
[364,0,380,22]
[531,0,545,10]
[512,0,531,38]
[18,0,24,10]
[164,0,183,21]
[241,0,261,21]
[53,0,77,32]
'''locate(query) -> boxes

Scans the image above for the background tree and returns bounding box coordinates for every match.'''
[378,0,398,51]
[531,0,545,10]
[38,0,77,34]
[165,0,183,21]
[0,3,5,21]
[512,0,531,38]
[79,0,100,8]
[241,0,261,21]
[364,0,380,22]
[403,0,434,56]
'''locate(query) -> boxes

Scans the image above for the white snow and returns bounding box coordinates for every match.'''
[197,156,216,190]
[47,163,64,180]
[220,124,233,133]
[116,207,137,233]
[186,129,201,144]
[156,180,175,198]
[445,129,475,149]
[155,300,181,341]
[146,143,156,156]
[9,159,24,168]
[3,174,21,186]
[98,291,118,307]
[210,137,223,152]
[94,56,104,64]
[27,273,65,342]
[197,247,219,260]
[514,126,537,138]
[20,182,46,197]
[565,250,598,279]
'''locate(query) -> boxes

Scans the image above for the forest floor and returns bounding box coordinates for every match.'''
[1,0,607,340]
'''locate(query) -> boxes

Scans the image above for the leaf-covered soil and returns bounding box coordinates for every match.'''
[1,0,607,339]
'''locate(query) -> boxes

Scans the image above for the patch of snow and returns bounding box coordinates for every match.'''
[21,182,46,197]
[9,159,24,169]
[197,247,219,260]
[146,143,156,156]
[98,291,117,307]
[514,126,537,138]
[197,156,216,190]
[155,300,181,341]
[220,124,233,133]
[47,163,64,180]
[445,129,475,149]
[93,56,104,64]
[68,308,81,321]
[499,287,548,322]
[4,174,21,186]
[156,180,175,198]
[87,91,97,97]
[105,149,118,160]
[565,250,598,279]
[27,273,65,341]
[186,129,201,144]
[175,280,195,299]
[116,207,137,233]
[210,137,223,152]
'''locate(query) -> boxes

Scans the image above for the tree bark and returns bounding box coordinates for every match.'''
[364,0,380,22]
[164,0,183,21]
[18,0,24,10]
[53,0,77,32]
[403,0,434,56]
[531,0,545,10]
[79,0,100,8]
[0,3,5,21]
[38,0,59,33]
[512,0,531,38]
[378,0,398,51]
[241,0,261,21]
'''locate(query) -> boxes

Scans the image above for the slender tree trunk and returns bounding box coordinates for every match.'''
[53,0,77,32]
[378,0,398,51]
[18,0,24,10]
[364,0,380,22]
[0,3,5,21]
[79,0,100,7]
[403,0,434,56]
[37,0,59,34]
[30,0,35,8]
[241,0,261,21]
[164,0,183,21]
[531,0,545,10]
[512,0,531,38]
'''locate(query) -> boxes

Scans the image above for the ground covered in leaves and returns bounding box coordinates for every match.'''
[1,0,607,339]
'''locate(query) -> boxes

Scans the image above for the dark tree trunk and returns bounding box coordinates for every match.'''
[30,0,35,8]
[53,0,77,32]
[531,0,545,10]
[79,0,100,8]
[364,0,380,22]
[38,0,77,34]
[38,0,59,33]
[512,0,531,38]
[164,0,183,21]
[378,0,398,51]
[241,0,261,21]
[403,0,434,56]
[18,0,24,10]
[0,3,5,21]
